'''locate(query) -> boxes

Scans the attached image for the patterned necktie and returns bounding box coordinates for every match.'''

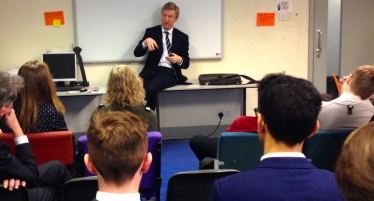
[164,31,171,56]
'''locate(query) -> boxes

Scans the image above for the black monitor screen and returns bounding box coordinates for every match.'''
[42,52,77,82]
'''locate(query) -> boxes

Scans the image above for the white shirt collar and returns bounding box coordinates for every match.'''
[260,152,305,161]
[339,92,362,101]
[162,26,173,35]
[96,191,140,201]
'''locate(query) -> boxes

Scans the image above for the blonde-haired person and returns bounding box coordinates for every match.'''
[335,122,374,201]
[318,65,374,130]
[0,60,67,133]
[97,65,156,131]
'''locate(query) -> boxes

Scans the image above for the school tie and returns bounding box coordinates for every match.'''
[164,31,171,56]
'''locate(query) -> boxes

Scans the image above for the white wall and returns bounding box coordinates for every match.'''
[0,0,309,129]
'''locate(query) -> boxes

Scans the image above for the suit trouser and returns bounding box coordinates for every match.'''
[189,135,218,161]
[28,160,72,201]
[142,66,177,111]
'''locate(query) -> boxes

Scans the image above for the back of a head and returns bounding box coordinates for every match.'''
[87,110,149,186]
[350,65,374,100]
[335,122,374,201]
[18,60,56,103]
[259,75,322,146]
[105,65,145,107]
[0,71,23,107]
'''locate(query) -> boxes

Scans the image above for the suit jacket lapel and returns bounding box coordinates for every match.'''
[171,29,178,54]
[154,28,163,58]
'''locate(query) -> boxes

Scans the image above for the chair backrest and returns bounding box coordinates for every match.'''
[0,131,74,166]
[302,129,353,172]
[0,184,29,201]
[217,132,263,172]
[166,169,240,201]
[77,131,162,200]
[62,176,98,201]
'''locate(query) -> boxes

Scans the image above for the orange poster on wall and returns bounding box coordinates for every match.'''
[256,13,275,26]
[44,11,65,26]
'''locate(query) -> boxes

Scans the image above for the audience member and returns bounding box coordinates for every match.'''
[210,74,345,201]
[318,65,374,130]
[85,109,152,201]
[335,122,374,201]
[95,65,157,131]
[0,60,67,133]
[0,70,71,201]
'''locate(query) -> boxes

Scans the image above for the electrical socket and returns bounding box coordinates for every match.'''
[217,109,230,117]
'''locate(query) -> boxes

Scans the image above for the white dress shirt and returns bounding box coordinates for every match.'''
[260,152,306,161]
[95,191,140,201]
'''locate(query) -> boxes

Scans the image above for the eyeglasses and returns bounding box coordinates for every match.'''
[254,108,266,123]
[254,108,260,116]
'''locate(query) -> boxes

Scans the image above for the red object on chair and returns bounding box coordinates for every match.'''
[0,131,74,166]
[226,116,258,133]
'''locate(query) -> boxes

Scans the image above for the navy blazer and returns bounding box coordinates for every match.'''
[0,140,39,188]
[210,157,345,201]
[134,25,190,83]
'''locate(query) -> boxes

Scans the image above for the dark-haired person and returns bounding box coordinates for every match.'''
[85,110,152,201]
[318,65,374,130]
[0,71,71,201]
[335,122,374,201]
[134,2,190,111]
[0,60,67,133]
[210,74,344,201]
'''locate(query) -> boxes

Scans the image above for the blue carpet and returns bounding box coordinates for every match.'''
[160,139,199,201]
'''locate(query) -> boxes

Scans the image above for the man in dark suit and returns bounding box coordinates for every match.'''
[85,110,152,201]
[0,71,71,201]
[210,74,345,201]
[134,2,190,111]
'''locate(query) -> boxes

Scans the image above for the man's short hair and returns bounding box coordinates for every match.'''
[259,75,322,146]
[162,2,180,18]
[0,71,24,108]
[350,65,374,100]
[87,110,149,186]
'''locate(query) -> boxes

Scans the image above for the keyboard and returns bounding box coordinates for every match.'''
[56,86,83,92]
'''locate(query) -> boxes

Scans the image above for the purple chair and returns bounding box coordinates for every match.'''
[77,131,162,201]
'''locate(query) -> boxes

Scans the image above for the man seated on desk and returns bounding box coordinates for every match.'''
[134,2,190,111]
[210,74,345,201]
[84,110,152,201]
[0,70,71,201]
[318,65,374,130]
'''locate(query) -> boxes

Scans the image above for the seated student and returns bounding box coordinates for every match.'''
[210,74,345,201]
[318,65,374,130]
[95,65,157,131]
[84,109,152,201]
[335,122,374,201]
[0,71,71,201]
[0,60,67,133]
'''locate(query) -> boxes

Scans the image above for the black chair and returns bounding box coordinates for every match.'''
[62,176,98,201]
[0,184,29,201]
[302,129,353,172]
[166,169,240,201]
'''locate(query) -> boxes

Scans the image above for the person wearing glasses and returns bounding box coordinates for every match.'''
[210,74,344,201]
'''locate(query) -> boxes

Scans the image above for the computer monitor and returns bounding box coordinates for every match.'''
[42,52,77,82]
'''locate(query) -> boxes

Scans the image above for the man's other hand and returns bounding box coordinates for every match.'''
[3,179,26,191]
[166,53,182,64]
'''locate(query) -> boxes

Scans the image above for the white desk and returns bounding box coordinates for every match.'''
[57,86,106,139]
[156,82,258,134]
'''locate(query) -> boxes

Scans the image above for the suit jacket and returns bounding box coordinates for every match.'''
[134,25,190,83]
[0,140,39,188]
[210,157,345,201]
